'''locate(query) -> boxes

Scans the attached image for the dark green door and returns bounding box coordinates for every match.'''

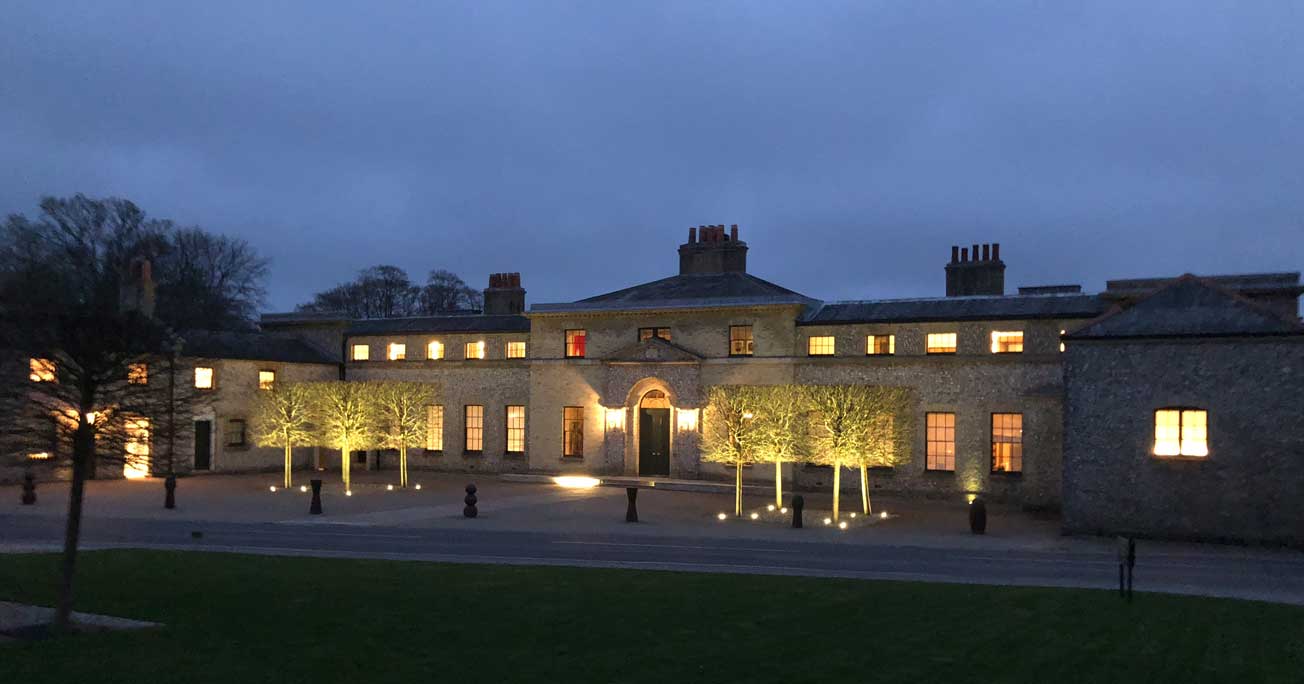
[193,420,211,471]
[638,408,670,477]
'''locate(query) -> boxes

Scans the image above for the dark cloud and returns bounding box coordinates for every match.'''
[3,1,1301,310]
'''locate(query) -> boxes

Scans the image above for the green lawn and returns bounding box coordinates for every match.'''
[1,551,1301,683]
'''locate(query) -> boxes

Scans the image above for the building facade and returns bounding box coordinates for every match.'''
[12,227,1302,544]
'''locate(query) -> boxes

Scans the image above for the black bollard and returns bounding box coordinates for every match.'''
[463,483,478,518]
[309,479,323,515]
[625,487,639,523]
[969,497,987,534]
[164,475,176,509]
[791,495,804,528]
[21,472,36,505]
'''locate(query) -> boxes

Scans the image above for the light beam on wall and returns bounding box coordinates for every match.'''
[677,408,699,431]
[605,408,625,431]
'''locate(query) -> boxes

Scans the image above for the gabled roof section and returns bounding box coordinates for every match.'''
[347,314,530,336]
[1067,275,1304,340]
[801,293,1107,326]
[604,336,703,363]
[531,272,815,314]
[180,330,337,365]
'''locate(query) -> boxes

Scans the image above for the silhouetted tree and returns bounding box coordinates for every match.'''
[419,269,481,313]
[154,227,269,331]
[298,266,481,318]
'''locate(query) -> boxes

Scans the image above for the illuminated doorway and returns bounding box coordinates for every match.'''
[123,416,151,479]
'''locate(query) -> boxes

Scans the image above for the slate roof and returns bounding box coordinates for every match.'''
[346,314,530,335]
[800,293,1108,326]
[531,272,815,314]
[179,330,337,364]
[1067,275,1304,339]
[1105,272,1303,297]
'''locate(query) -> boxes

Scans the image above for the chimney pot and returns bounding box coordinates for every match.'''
[982,244,990,261]
[992,243,1000,260]
[961,247,969,262]
[951,245,959,263]
[689,226,696,243]
[730,224,738,241]
[972,244,980,261]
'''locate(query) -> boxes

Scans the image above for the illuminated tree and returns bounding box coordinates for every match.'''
[842,387,914,515]
[307,381,378,491]
[701,385,763,516]
[251,382,315,489]
[805,384,881,521]
[372,381,435,488]
[750,384,808,509]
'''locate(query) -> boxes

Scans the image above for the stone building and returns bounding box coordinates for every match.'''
[11,226,1301,544]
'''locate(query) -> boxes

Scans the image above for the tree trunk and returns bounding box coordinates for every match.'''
[860,465,871,515]
[55,425,93,631]
[342,438,351,491]
[399,444,408,488]
[283,441,293,489]
[734,462,742,516]
[832,459,841,521]
[774,460,783,509]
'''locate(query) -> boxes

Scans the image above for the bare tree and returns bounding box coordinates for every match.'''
[750,384,808,509]
[419,269,481,313]
[154,227,269,331]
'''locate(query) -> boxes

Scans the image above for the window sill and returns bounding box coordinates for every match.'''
[989,470,1023,478]
[561,454,584,460]
[925,351,957,356]
[728,354,754,358]
[1151,454,1210,463]
[424,450,443,456]
[923,469,956,475]
[503,451,526,458]
[865,354,895,358]
[462,451,483,457]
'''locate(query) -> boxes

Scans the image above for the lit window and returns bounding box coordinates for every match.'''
[465,341,485,360]
[226,418,247,448]
[123,416,150,479]
[464,405,483,452]
[729,325,754,356]
[807,336,835,356]
[506,341,526,359]
[427,340,444,360]
[990,331,1024,353]
[867,335,895,356]
[29,358,56,383]
[1154,409,1208,457]
[639,327,672,342]
[991,413,1023,472]
[926,333,957,354]
[388,343,406,361]
[258,370,276,390]
[27,451,52,461]
[128,363,148,385]
[563,407,584,457]
[506,405,526,453]
[194,367,214,389]
[1059,329,1066,353]
[565,330,586,358]
[352,344,370,361]
[426,405,444,451]
[926,412,956,471]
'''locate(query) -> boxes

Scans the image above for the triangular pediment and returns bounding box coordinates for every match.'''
[1068,275,1302,339]
[604,337,703,363]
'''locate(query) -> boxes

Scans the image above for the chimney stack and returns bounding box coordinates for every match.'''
[679,224,749,275]
[945,242,1006,297]
[483,272,526,315]
[120,257,156,317]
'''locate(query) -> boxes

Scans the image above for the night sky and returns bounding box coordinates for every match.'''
[3,2,1301,312]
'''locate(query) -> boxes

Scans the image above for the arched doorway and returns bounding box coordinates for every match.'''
[638,390,671,477]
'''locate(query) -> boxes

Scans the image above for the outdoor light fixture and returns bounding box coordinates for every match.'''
[849,512,857,518]
[269,486,277,492]
[553,476,601,489]
[676,408,699,431]
[414,484,422,490]
[823,517,832,525]
[605,408,626,431]
[880,511,888,519]
[838,521,848,530]
[84,411,98,424]
[345,490,353,497]
[750,512,759,520]
[717,512,727,521]
[387,484,394,491]
[299,485,308,493]
[766,504,775,512]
